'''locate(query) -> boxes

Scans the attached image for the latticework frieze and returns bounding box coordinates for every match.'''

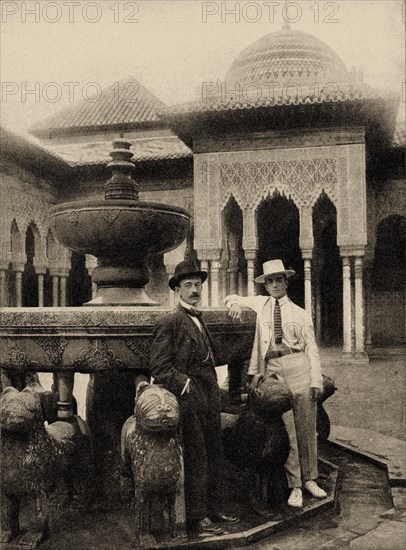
[218,158,338,209]
[376,185,406,225]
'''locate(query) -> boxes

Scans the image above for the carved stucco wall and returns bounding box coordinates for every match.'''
[0,161,68,268]
[194,143,367,255]
[365,179,406,264]
[375,180,406,227]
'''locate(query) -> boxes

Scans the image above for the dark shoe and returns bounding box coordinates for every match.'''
[190,517,224,537]
[210,513,239,524]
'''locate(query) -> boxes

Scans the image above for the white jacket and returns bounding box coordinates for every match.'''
[224,294,323,389]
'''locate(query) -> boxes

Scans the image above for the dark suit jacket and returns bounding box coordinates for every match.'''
[149,304,217,397]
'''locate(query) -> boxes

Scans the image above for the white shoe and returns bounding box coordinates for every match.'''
[287,487,303,508]
[304,480,327,499]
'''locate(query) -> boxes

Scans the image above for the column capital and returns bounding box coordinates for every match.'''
[340,246,365,257]
[354,256,363,278]
[227,261,239,272]
[59,268,71,278]
[243,248,257,261]
[211,259,222,270]
[36,266,47,275]
[301,248,313,260]
[48,268,61,277]
[197,248,222,261]
[12,262,25,273]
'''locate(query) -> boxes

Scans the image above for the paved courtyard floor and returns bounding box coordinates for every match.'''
[321,348,406,441]
[229,348,406,550]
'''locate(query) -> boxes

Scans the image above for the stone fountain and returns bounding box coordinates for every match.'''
[0,137,337,549]
[0,136,256,525]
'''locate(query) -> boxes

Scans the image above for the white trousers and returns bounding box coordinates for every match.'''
[266,352,318,488]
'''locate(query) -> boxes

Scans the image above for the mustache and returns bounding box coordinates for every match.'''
[189,293,200,298]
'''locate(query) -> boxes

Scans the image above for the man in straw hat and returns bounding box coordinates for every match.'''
[225,259,327,508]
[150,261,239,536]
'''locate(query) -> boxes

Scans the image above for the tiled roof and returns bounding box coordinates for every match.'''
[31,77,166,136]
[0,122,70,172]
[44,136,192,167]
[161,88,384,116]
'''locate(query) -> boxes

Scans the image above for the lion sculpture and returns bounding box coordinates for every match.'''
[121,382,184,547]
[0,386,92,548]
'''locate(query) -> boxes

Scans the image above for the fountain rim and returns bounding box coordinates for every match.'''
[50,199,191,218]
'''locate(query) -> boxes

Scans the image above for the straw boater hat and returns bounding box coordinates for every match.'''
[168,261,208,290]
[254,260,295,284]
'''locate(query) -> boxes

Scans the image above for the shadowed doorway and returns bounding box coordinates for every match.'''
[313,193,342,346]
[256,193,303,307]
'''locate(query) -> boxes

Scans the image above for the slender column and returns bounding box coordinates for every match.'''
[229,269,238,295]
[220,262,228,300]
[90,282,97,299]
[15,270,23,307]
[50,271,60,307]
[60,276,67,307]
[242,206,257,296]
[37,273,45,307]
[85,254,98,301]
[342,256,352,354]
[313,264,321,343]
[238,271,244,295]
[200,260,209,306]
[0,269,7,307]
[56,372,75,419]
[227,232,239,296]
[354,256,365,355]
[244,249,256,297]
[210,260,221,307]
[304,258,312,315]
[247,259,255,296]
[362,263,372,349]
[59,268,70,307]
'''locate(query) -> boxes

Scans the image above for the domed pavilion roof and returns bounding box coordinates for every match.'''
[225,28,349,90]
[164,27,378,117]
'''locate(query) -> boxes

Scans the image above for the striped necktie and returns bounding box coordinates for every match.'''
[274,299,283,344]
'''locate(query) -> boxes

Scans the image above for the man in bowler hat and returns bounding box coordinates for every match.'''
[149,261,239,536]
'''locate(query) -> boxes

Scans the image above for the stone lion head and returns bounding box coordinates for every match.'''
[0,386,43,434]
[135,383,179,433]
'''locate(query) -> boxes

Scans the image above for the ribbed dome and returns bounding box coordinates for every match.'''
[225,28,349,88]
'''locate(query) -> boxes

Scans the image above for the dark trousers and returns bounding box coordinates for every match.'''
[179,374,224,522]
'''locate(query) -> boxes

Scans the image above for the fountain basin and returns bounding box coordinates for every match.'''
[50,200,190,258]
[50,200,191,305]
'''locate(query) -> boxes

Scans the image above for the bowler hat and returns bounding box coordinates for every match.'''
[168,261,207,290]
[255,259,295,284]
